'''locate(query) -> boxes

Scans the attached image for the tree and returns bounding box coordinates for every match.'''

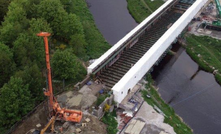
[60,0,73,13]
[36,0,67,37]
[51,49,86,80]
[0,1,28,46]
[0,0,11,22]
[61,13,84,40]
[0,43,15,88]
[36,0,84,42]
[0,77,33,128]
[28,18,52,34]
[15,63,44,103]
[70,34,87,58]
[13,18,52,68]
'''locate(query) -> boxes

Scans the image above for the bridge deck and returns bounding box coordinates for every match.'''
[98,1,190,89]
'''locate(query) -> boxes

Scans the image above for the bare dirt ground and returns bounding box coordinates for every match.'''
[189,0,221,40]
[11,82,107,134]
[12,102,48,134]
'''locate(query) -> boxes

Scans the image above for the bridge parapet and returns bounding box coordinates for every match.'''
[112,0,208,103]
[87,0,176,75]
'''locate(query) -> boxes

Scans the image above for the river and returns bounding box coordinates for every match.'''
[87,1,221,133]
[152,44,221,134]
[86,0,137,45]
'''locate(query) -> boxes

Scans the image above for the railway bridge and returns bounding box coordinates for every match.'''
[87,0,208,103]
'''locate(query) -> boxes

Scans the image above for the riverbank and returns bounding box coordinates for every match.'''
[142,74,193,134]
[185,34,221,85]
[69,0,111,59]
[127,0,164,23]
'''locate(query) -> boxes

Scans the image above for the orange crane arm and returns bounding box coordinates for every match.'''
[40,116,55,134]
[37,32,54,111]
[37,32,83,123]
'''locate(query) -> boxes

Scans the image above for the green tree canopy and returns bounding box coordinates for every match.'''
[13,18,52,68]
[0,1,28,46]
[51,49,86,80]
[36,0,66,37]
[70,34,87,58]
[0,0,11,22]
[15,63,44,103]
[36,0,84,42]
[61,13,84,40]
[0,43,15,88]
[29,18,52,34]
[0,77,33,128]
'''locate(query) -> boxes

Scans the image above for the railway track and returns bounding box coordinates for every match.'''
[98,0,195,89]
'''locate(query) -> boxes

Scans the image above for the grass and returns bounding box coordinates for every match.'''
[215,73,221,85]
[141,74,193,134]
[69,0,111,59]
[127,0,164,23]
[186,34,221,85]
[101,110,118,134]
[144,0,164,11]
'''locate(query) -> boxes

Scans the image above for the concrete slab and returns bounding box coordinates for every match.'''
[131,120,145,134]
[125,119,145,134]
[89,83,105,95]
[135,102,176,134]
[160,131,169,134]
[57,94,67,106]
[136,102,164,123]
[141,124,164,134]
[80,94,97,109]
[66,91,74,98]
[67,94,83,107]
[125,120,136,133]
[79,85,92,94]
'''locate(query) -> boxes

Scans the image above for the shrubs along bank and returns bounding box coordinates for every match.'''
[186,34,221,85]
[142,74,193,134]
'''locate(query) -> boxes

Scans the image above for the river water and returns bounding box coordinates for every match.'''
[86,1,221,133]
[86,0,137,45]
[152,44,221,134]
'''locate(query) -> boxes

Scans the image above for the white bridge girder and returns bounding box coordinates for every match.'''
[88,0,208,103]
[113,0,208,103]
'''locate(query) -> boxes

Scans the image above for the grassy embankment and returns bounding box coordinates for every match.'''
[186,35,221,85]
[142,74,193,134]
[127,0,164,23]
[69,1,117,133]
[69,0,111,59]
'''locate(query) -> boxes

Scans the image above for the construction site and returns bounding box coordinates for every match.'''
[6,0,221,134]
[188,0,221,39]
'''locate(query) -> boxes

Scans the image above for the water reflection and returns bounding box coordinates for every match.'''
[153,44,221,134]
[86,0,137,45]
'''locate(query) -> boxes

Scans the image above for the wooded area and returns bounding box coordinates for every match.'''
[0,0,110,132]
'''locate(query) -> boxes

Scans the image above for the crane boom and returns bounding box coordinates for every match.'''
[40,116,55,134]
[37,32,83,124]
[37,32,54,111]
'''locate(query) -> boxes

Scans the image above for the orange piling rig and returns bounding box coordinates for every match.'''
[37,32,83,123]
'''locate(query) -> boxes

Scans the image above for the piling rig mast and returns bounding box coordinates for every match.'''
[37,32,82,123]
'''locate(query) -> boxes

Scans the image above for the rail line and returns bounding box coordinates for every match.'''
[98,0,196,89]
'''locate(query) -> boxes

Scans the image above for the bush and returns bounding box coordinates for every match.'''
[215,74,221,85]
[96,94,109,106]
[101,110,118,134]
